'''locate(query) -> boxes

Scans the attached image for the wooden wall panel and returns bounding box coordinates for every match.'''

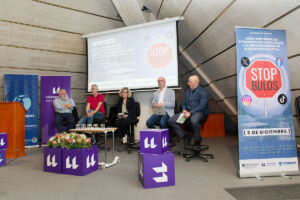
[181,0,232,48]
[38,0,120,20]
[185,0,299,62]
[268,9,300,57]
[157,0,190,19]
[0,46,86,73]
[0,68,86,89]
[201,47,236,82]
[0,0,123,34]
[213,76,237,99]
[0,21,86,54]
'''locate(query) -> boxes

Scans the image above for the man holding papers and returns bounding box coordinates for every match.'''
[168,75,209,148]
[146,76,175,129]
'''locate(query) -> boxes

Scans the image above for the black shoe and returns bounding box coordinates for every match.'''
[183,135,191,146]
[192,140,201,150]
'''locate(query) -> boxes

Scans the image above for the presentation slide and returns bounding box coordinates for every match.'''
[87,20,178,92]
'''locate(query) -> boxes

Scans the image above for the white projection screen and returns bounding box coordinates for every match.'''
[84,17,182,92]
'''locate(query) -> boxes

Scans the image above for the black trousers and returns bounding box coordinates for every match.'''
[115,117,133,138]
[55,113,75,133]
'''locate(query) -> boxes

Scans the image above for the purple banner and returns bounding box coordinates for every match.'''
[41,76,71,144]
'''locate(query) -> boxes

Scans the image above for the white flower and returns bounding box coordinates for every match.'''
[80,134,86,139]
[49,136,55,141]
[65,134,70,140]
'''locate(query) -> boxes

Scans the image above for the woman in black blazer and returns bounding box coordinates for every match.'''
[115,87,136,143]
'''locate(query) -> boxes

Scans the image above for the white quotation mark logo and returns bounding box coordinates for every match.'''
[139,159,144,178]
[47,155,58,167]
[152,162,168,183]
[52,87,60,95]
[86,154,96,168]
[0,138,5,146]
[144,137,157,149]
[66,156,79,169]
[162,136,167,148]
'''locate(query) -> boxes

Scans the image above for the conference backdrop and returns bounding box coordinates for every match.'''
[236,27,298,177]
[4,74,39,147]
[41,76,71,144]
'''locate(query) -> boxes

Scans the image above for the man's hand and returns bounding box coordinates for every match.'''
[153,103,158,108]
[87,111,94,117]
[183,111,191,118]
[157,103,163,108]
[64,103,72,109]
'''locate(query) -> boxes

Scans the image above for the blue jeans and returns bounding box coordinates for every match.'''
[168,112,206,142]
[78,109,104,125]
[146,114,170,129]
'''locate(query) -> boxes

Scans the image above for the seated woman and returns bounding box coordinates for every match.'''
[115,87,136,143]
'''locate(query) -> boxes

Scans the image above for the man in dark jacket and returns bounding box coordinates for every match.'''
[168,75,209,148]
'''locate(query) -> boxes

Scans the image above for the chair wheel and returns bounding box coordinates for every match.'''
[210,155,214,159]
[203,159,208,162]
[185,158,190,162]
[127,150,132,154]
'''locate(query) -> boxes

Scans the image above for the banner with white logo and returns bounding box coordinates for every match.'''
[4,74,39,146]
[235,27,298,177]
[41,76,71,144]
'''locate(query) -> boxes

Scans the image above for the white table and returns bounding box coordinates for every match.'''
[69,127,119,168]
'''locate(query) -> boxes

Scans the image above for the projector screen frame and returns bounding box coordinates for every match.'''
[83,17,184,93]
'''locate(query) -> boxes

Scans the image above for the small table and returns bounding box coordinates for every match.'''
[69,127,119,168]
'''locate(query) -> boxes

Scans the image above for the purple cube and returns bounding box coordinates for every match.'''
[0,150,6,167]
[140,129,169,155]
[44,147,63,173]
[0,133,8,149]
[62,145,98,176]
[138,152,175,189]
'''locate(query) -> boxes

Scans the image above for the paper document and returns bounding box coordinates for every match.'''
[176,113,186,124]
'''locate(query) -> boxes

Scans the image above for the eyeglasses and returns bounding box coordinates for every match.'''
[122,91,128,93]
[158,80,164,82]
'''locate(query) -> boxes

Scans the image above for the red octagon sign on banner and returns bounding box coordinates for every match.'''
[246,60,282,98]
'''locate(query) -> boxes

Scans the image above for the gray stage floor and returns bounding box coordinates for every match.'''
[1,136,300,200]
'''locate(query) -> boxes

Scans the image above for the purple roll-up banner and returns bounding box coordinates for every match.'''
[41,76,71,144]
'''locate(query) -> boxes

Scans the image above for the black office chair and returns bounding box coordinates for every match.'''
[296,96,300,120]
[181,115,214,162]
[118,101,141,154]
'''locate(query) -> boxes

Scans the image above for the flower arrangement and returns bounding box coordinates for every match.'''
[47,133,91,149]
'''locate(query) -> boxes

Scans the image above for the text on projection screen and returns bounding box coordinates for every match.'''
[87,21,178,92]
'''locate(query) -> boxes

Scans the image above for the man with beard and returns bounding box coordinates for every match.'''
[53,89,75,133]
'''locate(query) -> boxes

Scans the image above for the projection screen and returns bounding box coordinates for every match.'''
[83,17,183,92]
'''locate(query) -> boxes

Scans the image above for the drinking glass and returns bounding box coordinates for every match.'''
[93,124,98,129]
[75,124,80,129]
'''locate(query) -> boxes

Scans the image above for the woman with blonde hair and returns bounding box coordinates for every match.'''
[115,87,136,143]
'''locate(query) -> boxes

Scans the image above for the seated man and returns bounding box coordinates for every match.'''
[146,76,175,129]
[53,89,75,133]
[168,75,209,148]
[78,84,105,125]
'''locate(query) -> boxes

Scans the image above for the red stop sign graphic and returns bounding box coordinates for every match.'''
[147,43,173,68]
[246,60,282,98]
